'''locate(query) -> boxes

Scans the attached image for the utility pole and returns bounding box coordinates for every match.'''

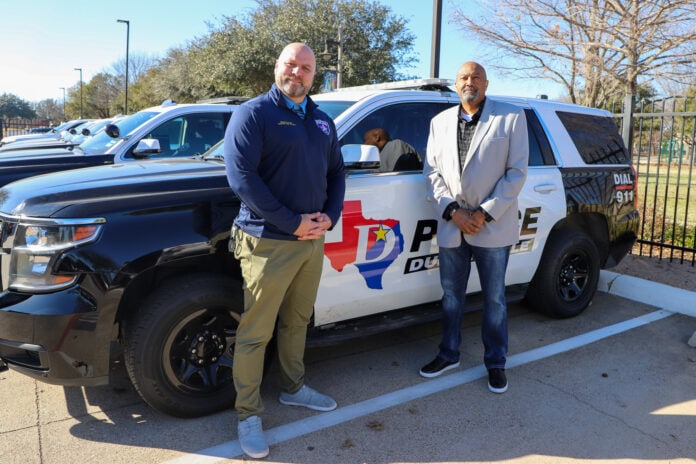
[430,0,443,78]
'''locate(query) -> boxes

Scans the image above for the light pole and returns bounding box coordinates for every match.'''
[117,19,130,114]
[430,0,442,78]
[59,87,66,120]
[74,67,83,118]
[321,25,343,89]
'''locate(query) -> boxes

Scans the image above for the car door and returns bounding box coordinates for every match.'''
[316,100,454,325]
[490,108,566,289]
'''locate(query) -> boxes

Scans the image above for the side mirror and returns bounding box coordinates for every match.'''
[104,124,120,138]
[341,144,381,169]
[132,138,161,159]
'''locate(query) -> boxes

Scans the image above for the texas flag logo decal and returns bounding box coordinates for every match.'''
[324,200,404,289]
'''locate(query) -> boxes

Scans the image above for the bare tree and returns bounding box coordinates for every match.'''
[111,52,158,84]
[451,0,696,107]
[33,99,64,123]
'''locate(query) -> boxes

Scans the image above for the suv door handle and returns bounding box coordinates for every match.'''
[534,183,558,193]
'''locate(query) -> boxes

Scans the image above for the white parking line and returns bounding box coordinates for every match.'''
[162,309,674,464]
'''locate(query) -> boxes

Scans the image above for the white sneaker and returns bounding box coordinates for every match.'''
[237,415,269,458]
[279,384,337,411]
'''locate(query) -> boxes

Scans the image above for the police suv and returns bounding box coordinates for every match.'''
[0,79,638,417]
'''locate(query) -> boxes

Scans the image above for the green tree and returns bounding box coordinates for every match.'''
[0,93,37,119]
[144,47,205,104]
[64,73,120,119]
[87,73,121,118]
[126,65,174,111]
[64,84,83,120]
[141,0,417,101]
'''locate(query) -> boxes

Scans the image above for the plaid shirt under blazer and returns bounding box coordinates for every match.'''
[424,98,529,249]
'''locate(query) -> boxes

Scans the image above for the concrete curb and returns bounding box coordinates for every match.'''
[599,270,696,318]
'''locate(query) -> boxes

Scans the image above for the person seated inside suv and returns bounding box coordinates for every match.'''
[363,127,422,172]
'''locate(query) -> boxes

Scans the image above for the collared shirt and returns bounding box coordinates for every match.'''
[457,98,486,172]
[281,94,307,119]
[442,98,493,223]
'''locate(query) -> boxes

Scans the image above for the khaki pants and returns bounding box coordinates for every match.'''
[232,228,324,420]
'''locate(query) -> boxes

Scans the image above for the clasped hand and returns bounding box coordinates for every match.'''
[453,208,485,235]
[294,212,332,240]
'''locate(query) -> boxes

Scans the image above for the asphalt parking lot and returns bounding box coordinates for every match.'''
[1,272,695,464]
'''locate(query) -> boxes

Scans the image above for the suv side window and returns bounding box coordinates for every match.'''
[341,102,454,171]
[525,109,557,166]
[556,111,630,164]
[132,112,230,159]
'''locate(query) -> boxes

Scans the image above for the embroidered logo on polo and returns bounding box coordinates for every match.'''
[315,119,331,135]
[324,200,404,289]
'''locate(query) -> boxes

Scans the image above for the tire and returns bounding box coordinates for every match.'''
[123,274,244,418]
[526,229,600,318]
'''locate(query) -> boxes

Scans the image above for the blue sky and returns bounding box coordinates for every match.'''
[0,0,562,103]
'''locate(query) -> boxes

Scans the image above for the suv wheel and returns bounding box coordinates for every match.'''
[123,274,243,418]
[526,229,600,318]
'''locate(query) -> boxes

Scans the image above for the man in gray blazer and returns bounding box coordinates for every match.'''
[420,62,528,393]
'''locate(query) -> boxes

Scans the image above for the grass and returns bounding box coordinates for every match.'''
[634,161,696,259]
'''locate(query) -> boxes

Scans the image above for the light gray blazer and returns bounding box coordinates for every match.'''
[424,98,529,248]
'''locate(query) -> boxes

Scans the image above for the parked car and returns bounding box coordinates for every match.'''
[0,118,120,153]
[0,100,237,187]
[0,79,639,418]
[0,119,88,147]
[25,127,52,134]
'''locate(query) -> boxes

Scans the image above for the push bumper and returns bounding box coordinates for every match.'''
[0,287,112,386]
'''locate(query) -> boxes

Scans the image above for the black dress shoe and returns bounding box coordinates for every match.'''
[419,357,460,378]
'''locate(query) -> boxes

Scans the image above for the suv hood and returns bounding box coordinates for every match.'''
[0,146,75,159]
[0,157,232,218]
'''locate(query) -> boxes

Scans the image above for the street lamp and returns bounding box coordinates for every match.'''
[117,19,130,114]
[74,67,83,118]
[321,25,343,89]
[59,87,66,120]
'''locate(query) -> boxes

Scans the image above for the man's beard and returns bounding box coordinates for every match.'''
[280,78,307,98]
[460,89,479,103]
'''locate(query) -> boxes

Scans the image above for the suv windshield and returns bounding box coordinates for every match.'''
[77,111,160,155]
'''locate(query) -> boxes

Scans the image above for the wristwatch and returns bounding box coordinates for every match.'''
[450,205,460,219]
[443,202,460,221]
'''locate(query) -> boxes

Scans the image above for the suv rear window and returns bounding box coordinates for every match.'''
[556,111,630,165]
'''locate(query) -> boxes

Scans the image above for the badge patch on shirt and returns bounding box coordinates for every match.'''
[315,119,331,135]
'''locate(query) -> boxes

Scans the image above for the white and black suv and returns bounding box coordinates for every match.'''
[0,79,638,417]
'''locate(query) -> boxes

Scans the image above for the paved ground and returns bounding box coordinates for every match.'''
[1,272,695,464]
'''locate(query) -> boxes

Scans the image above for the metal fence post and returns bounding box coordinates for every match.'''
[621,94,635,151]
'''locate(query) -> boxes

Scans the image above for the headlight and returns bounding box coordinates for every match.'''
[9,220,104,292]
